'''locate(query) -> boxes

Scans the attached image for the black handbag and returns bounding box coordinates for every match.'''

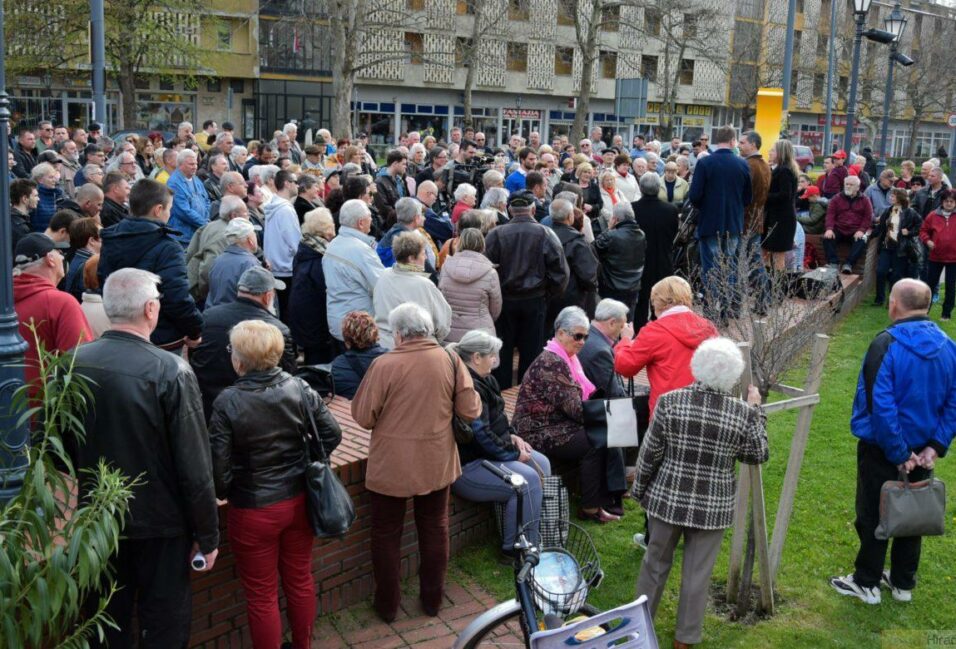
[445,348,474,444]
[298,382,355,538]
[296,364,335,401]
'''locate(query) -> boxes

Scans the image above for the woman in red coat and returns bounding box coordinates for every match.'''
[614,276,718,416]
[919,189,956,320]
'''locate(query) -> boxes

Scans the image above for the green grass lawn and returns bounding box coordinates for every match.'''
[452,294,956,648]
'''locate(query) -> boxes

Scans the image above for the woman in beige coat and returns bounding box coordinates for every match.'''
[438,228,502,342]
[351,303,481,623]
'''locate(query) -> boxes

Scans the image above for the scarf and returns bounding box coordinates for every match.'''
[396,261,424,273]
[887,206,901,244]
[545,339,595,400]
[302,233,328,255]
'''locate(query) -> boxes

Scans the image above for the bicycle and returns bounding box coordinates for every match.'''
[454,460,659,648]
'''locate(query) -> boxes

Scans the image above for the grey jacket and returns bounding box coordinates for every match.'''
[438,250,502,343]
[185,217,230,301]
[322,226,385,341]
[373,265,452,348]
[205,244,260,309]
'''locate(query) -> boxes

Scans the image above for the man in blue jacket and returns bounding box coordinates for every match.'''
[831,279,956,605]
[688,125,751,317]
[167,149,210,246]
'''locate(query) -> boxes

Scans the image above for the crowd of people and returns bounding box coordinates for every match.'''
[7,117,955,649]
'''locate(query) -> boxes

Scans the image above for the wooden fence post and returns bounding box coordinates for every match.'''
[726,341,753,603]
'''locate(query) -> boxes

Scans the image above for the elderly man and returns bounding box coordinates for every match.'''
[830,279,956,606]
[99,172,131,227]
[485,190,569,388]
[186,194,249,303]
[99,179,203,351]
[377,196,437,271]
[590,127,606,154]
[203,153,230,203]
[913,166,946,219]
[155,148,178,185]
[73,268,219,647]
[824,175,874,273]
[191,265,295,420]
[58,139,81,195]
[548,197,599,324]
[114,150,140,183]
[865,169,897,216]
[417,179,454,247]
[632,156,649,181]
[283,122,304,163]
[323,199,385,350]
[593,202,647,322]
[208,170,247,221]
[632,173,679,330]
[166,149,210,246]
[205,218,261,310]
[177,120,195,144]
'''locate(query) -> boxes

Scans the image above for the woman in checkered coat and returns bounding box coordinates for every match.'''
[632,337,769,649]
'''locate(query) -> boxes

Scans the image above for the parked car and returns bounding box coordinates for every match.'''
[109,129,176,145]
[794,145,815,172]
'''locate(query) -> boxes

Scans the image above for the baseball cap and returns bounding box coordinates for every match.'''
[237,265,285,294]
[224,219,255,242]
[14,233,69,267]
[507,190,536,209]
[833,149,847,160]
[799,186,821,199]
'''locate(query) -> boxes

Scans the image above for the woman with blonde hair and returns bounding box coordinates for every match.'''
[658,161,690,206]
[762,139,800,270]
[575,162,602,221]
[598,170,627,234]
[289,207,336,364]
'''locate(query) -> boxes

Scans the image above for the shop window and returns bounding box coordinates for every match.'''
[508,0,529,21]
[405,32,424,65]
[679,59,695,86]
[641,55,658,83]
[231,79,245,93]
[645,8,661,36]
[797,0,805,12]
[555,47,574,76]
[135,76,151,91]
[600,51,617,79]
[507,42,528,72]
[558,0,576,25]
[684,14,697,39]
[207,78,222,93]
[602,4,620,31]
[159,78,175,91]
[217,23,232,51]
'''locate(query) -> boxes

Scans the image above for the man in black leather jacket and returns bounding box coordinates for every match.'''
[593,201,647,322]
[73,267,219,649]
[191,266,297,420]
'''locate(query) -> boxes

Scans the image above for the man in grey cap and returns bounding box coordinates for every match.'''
[190,265,296,420]
[205,218,261,310]
[485,189,569,388]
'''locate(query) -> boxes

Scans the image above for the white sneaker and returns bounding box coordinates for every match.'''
[881,570,912,602]
[829,573,881,604]
[633,533,648,550]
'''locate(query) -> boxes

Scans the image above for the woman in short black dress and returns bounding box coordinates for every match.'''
[762,139,799,270]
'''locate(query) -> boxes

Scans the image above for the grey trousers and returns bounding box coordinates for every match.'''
[635,516,725,645]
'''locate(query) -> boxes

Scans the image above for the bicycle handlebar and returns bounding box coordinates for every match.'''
[480,459,511,481]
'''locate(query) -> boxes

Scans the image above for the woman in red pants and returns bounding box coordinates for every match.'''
[210,319,342,648]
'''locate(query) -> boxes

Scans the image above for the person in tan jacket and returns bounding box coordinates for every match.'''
[740,130,772,308]
[351,303,481,623]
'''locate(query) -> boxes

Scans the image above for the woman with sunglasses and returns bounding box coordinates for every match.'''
[512,306,622,523]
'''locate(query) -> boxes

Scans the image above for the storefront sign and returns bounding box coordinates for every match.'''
[682,116,707,127]
[645,103,713,117]
[817,115,851,127]
[503,108,542,119]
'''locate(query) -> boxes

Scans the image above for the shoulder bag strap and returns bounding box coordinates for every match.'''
[296,379,328,463]
[444,347,459,404]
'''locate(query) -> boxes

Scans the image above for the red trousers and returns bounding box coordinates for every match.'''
[228,494,316,649]
[369,486,450,621]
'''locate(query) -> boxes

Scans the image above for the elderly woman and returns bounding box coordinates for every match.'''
[676,155,692,182]
[30,162,64,232]
[438,208,484,268]
[481,186,510,226]
[633,337,767,649]
[451,182,478,224]
[373,232,452,348]
[449,330,551,558]
[512,306,621,523]
[210,320,342,649]
[352,303,481,622]
[439,228,502,342]
[330,311,387,399]
[659,161,690,206]
[598,170,627,235]
[593,201,647,322]
[289,207,336,364]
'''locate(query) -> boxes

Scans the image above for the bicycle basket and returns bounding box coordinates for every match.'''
[522,519,601,617]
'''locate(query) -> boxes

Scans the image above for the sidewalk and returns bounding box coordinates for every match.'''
[313,574,508,648]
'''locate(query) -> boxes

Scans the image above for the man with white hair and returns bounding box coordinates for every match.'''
[73,268,219,648]
[323,198,386,349]
[167,149,210,245]
[417,179,454,247]
[590,126,606,154]
[593,201,646,321]
[632,156,649,180]
[823,174,873,273]
[186,194,250,303]
[377,196,437,271]
[547,198,598,324]
[205,218,261,310]
[208,170,247,222]
[177,120,195,144]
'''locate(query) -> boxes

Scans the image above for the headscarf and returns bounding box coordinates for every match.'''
[545,339,595,400]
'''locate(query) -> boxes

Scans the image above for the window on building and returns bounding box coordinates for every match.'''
[456,0,475,14]
[405,32,424,65]
[796,0,805,12]
[508,0,529,20]
[555,47,574,76]
[684,13,698,39]
[790,72,799,98]
[820,0,831,28]
[813,73,825,98]
[600,50,617,78]
[159,78,175,91]
[217,23,232,51]
[730,63,757,105]
[736,0,764,19]
[455,37,472,66]
[602,4,620,31]
[207,78,222,93]
[230,79,245,93]
[793,30,801,55]
[733,20,761,62]
[679,59,695,85]
[135,75,151,91]
[407,0,425,9]
[507,42,528,72]
[641,55,659,82]
[558,0,576,25]
[645,7,661,36]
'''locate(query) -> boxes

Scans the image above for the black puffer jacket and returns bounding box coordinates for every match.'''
[209,368,342,509]
[457,369,518,466]
[593,219,647,293]
[551,222,599,313]
[73,331,219,552]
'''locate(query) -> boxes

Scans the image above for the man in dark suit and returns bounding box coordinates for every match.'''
[632,173,680,331]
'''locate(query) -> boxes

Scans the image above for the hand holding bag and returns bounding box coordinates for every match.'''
[299,382,356,538]
[874,470,946,540]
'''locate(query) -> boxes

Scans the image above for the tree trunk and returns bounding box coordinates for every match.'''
[331,68,354,141]
[117,67,137,130]
[463,61,476,130]
[462,9,482,130]
[734,517,757,619]
[571,5,601,143]
[329,0,362,139]
[905,111,921,159]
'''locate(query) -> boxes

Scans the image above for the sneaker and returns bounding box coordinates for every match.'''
[841,264,853,275]
[933,293,940,304]
[829,573,881,604]
[633,533,648,550]
[881,570,912,602]
[942,316,952,322]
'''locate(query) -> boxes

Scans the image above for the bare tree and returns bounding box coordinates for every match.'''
[559,0,604,142]
[897,20,956,158]
[457,1,512,129]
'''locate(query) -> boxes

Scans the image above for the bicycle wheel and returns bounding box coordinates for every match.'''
[455,600,601,649]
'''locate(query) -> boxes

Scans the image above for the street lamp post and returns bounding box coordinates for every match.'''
[876,3,911,175]
[0,0,31,505]
[842,0,873,155]
[823,0,839,155]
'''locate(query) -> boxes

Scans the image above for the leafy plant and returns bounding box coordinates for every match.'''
[0,333,136,648]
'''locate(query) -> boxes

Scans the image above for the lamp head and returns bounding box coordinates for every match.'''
[884,6,907,41]
[853,0,872,14]
[891,51,915,67]
[864,28,897,44]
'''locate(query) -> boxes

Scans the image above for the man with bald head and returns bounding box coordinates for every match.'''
[830,278,956,606]
[61,183,104,221]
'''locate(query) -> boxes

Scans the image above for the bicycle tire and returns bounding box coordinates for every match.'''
[454,600,601,649]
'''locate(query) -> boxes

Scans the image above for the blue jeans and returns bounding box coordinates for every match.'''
[698,233,740,318]
[452,451,551,552]
[874,247,917,303]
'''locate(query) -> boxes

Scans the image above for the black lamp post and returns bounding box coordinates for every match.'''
[0,0,30,506]
[842,0,873,155]
[876,3,914,175]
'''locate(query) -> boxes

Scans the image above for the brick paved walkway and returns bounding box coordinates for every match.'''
[312,574,505,648]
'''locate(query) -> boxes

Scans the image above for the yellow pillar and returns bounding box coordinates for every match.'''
[754,88,784,156]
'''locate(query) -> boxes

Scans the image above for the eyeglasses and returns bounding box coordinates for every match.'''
[567,332,589,342]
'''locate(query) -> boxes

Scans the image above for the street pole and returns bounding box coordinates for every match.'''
[781,0,797,111]
[90,0,106,128]
[823,0,838,156]
[843,12,867,155]
[0,0,30,506]
[876,42,897,176]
